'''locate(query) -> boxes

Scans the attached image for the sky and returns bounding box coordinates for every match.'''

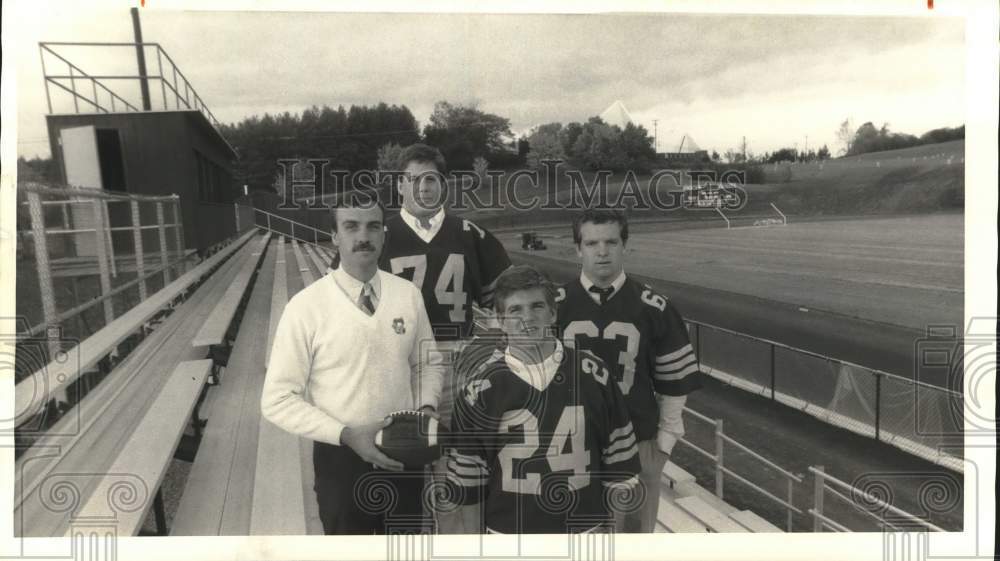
[11,3,965,160]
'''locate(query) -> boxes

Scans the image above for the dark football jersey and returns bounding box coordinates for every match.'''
[445,346,641,534]
[556,277,702,441]
[379,214,511,341]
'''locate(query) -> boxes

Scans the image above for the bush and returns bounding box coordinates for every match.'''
[473,156,489,180]
[377,142,405,172]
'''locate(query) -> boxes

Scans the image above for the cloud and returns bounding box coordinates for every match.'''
[14,8,964,158]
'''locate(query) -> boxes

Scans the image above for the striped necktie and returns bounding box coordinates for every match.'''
[358,283,375,315]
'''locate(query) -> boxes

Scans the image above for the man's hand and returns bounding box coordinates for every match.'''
[638,439,670,476]
[341,418,405,471]
[419,405,440,420]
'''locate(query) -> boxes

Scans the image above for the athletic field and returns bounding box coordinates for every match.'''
[501,213,965,531]
[502,213,963,331]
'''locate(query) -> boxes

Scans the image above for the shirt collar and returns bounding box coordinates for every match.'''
[580,271,627,301]
[332,266,381,300]
[504,339,564,391]
[400,207,445,232]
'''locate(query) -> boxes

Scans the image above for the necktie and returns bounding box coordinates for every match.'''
[589,285,614,305]
[358,283,376,315]
[418,216,432,230]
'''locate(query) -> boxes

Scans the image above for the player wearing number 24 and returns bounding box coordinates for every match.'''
[444,266,642,534]
[557,209,703,533]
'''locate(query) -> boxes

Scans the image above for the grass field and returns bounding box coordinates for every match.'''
[764,140,964,184]
[502,213,963,331]
[454,140,964,230]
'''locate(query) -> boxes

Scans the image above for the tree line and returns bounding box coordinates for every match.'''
[220,100,534,193]
[837,120,964,157]
[525,118,657,173]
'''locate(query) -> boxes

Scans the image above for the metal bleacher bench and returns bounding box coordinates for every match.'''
[171,236,276,535]
[172,236,322,536]
[249,237,318,534]
[301,242,329,278]
[656,458,785,533]
[14,230,261,537]
[13,229,259,421]
[192,233,271,348]
[65,360,212,537]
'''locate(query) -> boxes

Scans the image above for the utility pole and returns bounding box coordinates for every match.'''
[742,136,747,162]
[131,7,152,111]
[652,119,659,153]
[805,134,809,153]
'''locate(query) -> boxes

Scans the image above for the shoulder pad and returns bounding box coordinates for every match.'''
[463,378,493,407]
[578,350,612,386]
[639,285,668,312]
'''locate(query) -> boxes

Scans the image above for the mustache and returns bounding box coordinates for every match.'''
[351,242,377,252]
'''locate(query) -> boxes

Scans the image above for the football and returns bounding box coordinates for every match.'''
[374,410,444,468]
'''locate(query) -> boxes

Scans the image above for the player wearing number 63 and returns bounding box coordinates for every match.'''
[444,266,641,534]
[557,209,702,533]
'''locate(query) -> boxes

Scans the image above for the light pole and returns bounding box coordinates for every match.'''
[652,119,659,153]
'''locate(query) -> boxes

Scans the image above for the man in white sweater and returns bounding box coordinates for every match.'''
[261,194,444,535]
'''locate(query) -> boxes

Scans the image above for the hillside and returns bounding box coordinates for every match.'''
[452,140,963,230]
[763,140,964,215]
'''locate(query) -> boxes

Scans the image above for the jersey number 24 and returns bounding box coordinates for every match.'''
[563,321,640,394]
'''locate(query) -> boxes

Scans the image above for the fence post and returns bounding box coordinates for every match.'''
[812,466,825,532]
[695,323,701,372]
[27,191,66,406]
[156,202,171,283]
[234,202,240,233]
[786,477,794,531]
[770,343,776,400]
[874,373,882,442]
[102,201,117,278]
[130,201,147,301]
[714,418,724,499]
[172,196,186,273]
[92,199,115,327]
[267,212,272,232]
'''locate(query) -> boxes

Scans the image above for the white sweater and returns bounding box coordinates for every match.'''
[261,270,443,445]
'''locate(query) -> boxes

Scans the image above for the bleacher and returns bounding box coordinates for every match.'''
[655,462,784,533]
[14,218,784,536]
[15,229,262,536]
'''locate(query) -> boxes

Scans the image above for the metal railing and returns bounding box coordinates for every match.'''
[252,207,334,258]
[39,42,222,130]
[675,406,804,531]
[808,466,946,532]
[16,183,191,344]
[687,320,964,471]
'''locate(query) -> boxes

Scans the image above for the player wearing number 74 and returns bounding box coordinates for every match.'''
[557,209,703,533]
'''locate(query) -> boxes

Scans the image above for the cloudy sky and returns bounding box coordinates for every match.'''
[12,3,965,159]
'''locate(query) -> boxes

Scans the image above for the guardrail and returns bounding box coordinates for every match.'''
[17,183,190,347]
[251,207,334,258]
[808,466,945,532]
[39,41,221,130]
[676,406,804,531]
